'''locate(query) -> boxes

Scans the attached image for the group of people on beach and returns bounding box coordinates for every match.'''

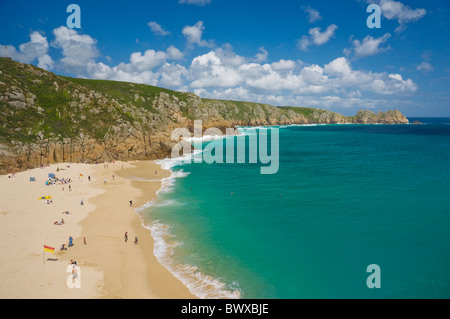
[54,219,65,225]
[60,236,74,251]
[47,176,72,186]
[124,232,138,245]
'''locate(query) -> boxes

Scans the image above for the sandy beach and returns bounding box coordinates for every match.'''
[0,160,195,299]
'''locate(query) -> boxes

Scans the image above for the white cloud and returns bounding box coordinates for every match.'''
[148,21,171,36]
[324,57,417,95]
[368,0,426,32]
[379,0,426,23]
[188,51,243,88]
[6,26,418,113]
[182,21,214,48]
[159,63,188,87]
[37,54,54,70]
[86,60,160,85]
[186,51,416,99]
[300,64,328,86]
[166,45,184,60]
[128,50,167,71]
[52,26,99,73]
[299,24,338,51]
[1,31,53,70]
[271,59,297,71]
[301,6,322,23]
[179,0,211,5]
[310,25,338,45]
[417,61,434,72]
[252,47,268,63]
[324,57,352,76]
[215,44,247,67]
[345,33,391,59]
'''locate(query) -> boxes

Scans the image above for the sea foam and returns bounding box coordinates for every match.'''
[142,150,242,299]
[145,220,241,299]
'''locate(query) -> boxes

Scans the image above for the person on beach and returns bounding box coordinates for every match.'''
[72,266,78,281]
[134,236,138,245]
[84,237,87,245]
[129,200,133,207]
[81,198,84,205]
[124,232,128,242]
[68,236,73,247]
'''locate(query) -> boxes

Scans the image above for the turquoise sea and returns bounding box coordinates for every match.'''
[139,118,450,299]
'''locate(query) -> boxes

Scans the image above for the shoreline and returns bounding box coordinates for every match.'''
[0,160,195,299]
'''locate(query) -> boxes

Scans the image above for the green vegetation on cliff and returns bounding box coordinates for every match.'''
[0,58,409,173]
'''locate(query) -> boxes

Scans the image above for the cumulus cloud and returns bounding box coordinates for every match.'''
[37,54,54,70]
[166,45,184,60]
[188,51,243,88]
[182,21,214,48]
[299,24,338,51]
[52,26,99,73]
[324,56,417,95]
[344,33,391,59]
[148,21,171,36]
[368,0,426,32]
[301,6,322,23]
[1,31,54,70]
[86,47,184,86]
[271,59,297,71]
[215,44,247,67]
[159,63,189,87]
[186,50,416,99]
[7,26,418,112]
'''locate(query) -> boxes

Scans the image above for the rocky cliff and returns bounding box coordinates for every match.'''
[0,59,409,174]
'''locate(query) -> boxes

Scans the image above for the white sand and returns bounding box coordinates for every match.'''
[0,161,195,299]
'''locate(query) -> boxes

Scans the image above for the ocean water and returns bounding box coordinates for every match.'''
[139,118,450,299]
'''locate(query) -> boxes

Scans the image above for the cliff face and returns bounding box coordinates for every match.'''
[0,59,408,174]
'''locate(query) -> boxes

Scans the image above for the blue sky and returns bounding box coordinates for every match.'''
[1,0,449,116]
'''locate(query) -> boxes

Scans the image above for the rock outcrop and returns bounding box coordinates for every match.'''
[0,59,409,174]
[354,109,409,124]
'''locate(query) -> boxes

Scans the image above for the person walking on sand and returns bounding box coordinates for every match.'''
[124,232,128,242]
[81,198,84,205]
[84,237,87,245]
[134,236,138,245]
[129,200,133,207]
